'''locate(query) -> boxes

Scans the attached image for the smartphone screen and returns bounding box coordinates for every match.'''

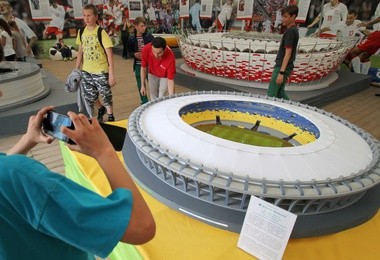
[42,111,74,143]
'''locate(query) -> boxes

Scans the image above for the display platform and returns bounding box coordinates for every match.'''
[0,55,371,138]
[0,63,77,138]
[0,61,48,112]
[176,60,372,108]
[60,120,379,260]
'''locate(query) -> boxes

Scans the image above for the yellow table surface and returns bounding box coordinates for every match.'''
[61,120,380,260]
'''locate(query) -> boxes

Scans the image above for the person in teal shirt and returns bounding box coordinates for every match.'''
[0,106,155,259]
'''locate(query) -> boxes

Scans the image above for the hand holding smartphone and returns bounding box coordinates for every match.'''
[42,110,126,151]
[42,111,75,144]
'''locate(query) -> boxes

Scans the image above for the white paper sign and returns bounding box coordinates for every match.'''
[288,0,311,24]
[28,0,50,20]
[200,0,213,19]
[236,0,254,20]
[128,0,143,20]
[179,0,190,18]
[237,196,297,260]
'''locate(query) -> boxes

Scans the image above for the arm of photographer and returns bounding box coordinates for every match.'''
[7,107,156,246]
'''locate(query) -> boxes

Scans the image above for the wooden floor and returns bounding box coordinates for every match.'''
[1,55,380,175]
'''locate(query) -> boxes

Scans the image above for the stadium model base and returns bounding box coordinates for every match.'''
[123,134,379,238]
[124,92,380,238]
[0,61,48,112]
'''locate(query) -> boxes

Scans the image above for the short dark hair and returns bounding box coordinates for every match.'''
[348,9,358,16]
[152,37,167,49]
[83,4,98,16]
[134,16,146,25]
[282,5,298,17]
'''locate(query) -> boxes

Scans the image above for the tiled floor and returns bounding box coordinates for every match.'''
[1,55,380,176]
[0,55,190,174]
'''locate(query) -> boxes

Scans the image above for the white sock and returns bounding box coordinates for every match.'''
[361,61,371,74]
[351,57,361,73]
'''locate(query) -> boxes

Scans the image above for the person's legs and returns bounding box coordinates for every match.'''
[216,19,223,32]
[195,21,202,32]
[267,67,291,100]
[148,73,160,100]
[351,56,361,73]
[267,67,280,98]
[278,67,292,100]
[135,64,148,104]
[56,32,63,42]
[94,73,114,121]
[208,21,216,32]
[344,46,362,65]
[158,78,168,98]
[277,82,290,100]
[121,29,129,58]
[42,26,49,39]
[81,71,100,117]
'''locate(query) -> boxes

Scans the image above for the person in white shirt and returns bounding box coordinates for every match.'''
[0,18,15,61]
[208,0,233,32]
[373,2,380,31]
[317,10,365,40]
[307,0,348,32]
[145,2,156,25]
[344,14,380,75]
[43,0,71,41]
[8,20,27,61]
[0,0,37,57]
[103,0,124,44]
[189,0,202,32]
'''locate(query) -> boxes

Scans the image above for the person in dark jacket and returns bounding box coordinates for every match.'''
[127,17,154,104]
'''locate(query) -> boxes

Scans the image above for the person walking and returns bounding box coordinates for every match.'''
[189,0,202,32]
[127,16,154,104]
[75,4,116,122]
[267,5,299,100]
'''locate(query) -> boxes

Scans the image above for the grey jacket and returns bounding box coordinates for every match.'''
[65,69,93,117]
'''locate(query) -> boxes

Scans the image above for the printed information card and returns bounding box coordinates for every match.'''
[237,196,297,260]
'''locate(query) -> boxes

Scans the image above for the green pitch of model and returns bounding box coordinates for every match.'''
[196,124,293,147]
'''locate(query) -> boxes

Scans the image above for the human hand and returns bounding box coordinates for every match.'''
[109,74,116,87]
[135,52,142,60]
[25,44,32,55]
[357,22,367,28]
[25,106,55,146]
[276,74,284,85]
[7,106,55,155]
[140,86,146,96]
[63,112,114,159]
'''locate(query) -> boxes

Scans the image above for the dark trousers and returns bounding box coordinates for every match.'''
[121,29,129,58]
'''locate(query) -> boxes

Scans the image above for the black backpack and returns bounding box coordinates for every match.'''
[79,26,105,53]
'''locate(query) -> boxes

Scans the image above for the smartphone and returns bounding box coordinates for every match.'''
[42,111,75,143]
[42,110,126,151]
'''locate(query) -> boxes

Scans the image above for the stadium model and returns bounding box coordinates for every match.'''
[126,92,380,237]
[178,32,357,89]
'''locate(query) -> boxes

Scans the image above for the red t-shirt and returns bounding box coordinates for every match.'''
[141,43,176,80]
